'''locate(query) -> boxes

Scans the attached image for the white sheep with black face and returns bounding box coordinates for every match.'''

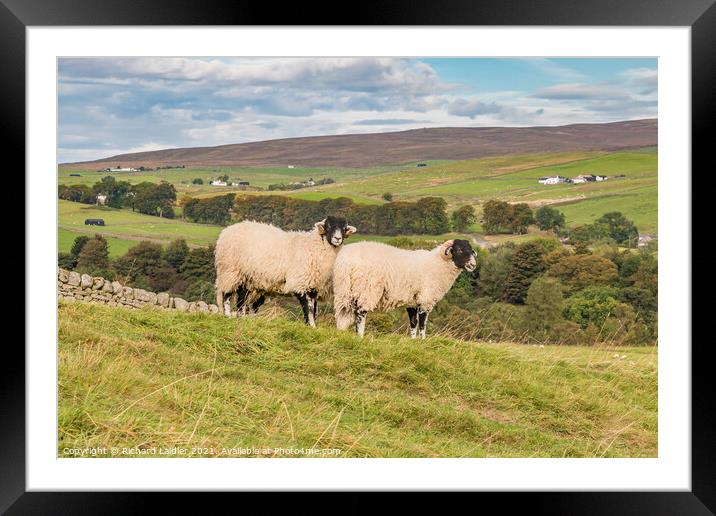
[332,239,477,338]
[214,216,356,326]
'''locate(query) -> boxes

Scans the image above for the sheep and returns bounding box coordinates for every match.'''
[332,239,477,338]
[214,216,356,327]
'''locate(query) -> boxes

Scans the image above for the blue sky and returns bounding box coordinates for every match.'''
[58,57,657,163]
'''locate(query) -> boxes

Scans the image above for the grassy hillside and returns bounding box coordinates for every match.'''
[60,148,657,235]
[58,302,657,458]
[58,199,223,254]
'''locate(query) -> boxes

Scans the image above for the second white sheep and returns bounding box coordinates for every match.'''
[332,239,477,338]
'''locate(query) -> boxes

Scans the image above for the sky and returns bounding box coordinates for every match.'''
[58,57,657,163]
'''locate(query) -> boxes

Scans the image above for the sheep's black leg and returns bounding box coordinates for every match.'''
[418,309,430,339]
[251,294,266,314]
[295,293,313,326]
[308,290,319,325]
[355,310,367,338]
[235,287,250,317]
[406,307,419,339]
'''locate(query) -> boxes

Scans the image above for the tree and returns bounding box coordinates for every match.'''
[596,212,639,247]
[382,192,393,201]
[164,239,190,270]
[534,206,566,231]
[547,254,619,294]
[192,178,204,185]
[181,245,216,284]
[508,203,534,234]
[58,252,76,270]
[128,181,176,218]
[76,236,109,275]
[477,246,515,300]
[563,286,620,329]
[504,242,547,304]
[70,235,90,261]
[569,222,611,245]
[482,200,511,234]
[451,205,476,232]
[92,175,130,208]
[113,241,165,283]
[524,277,564,338]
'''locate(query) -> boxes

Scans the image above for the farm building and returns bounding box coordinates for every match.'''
[84,219,105,226]
[416,163,427,167]
[571,175,589,184]
[287,165,295,169]
[96,194,107,205]
[69,173,81,177]
[102,166,138,172]
[538,176,568,185]
[638,234,656,248]
[210,180,228,186]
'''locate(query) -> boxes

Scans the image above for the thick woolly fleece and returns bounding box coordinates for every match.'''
[332,240,463,330]
[215,220,341,304]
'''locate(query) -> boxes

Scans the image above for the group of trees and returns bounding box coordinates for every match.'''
[229,195,454,235]
[59,235,217,304]
[59,176,177,219]
[482,200,535,234]
[430,237,658,345]
[569,212,640,247]
[182,194,236,225]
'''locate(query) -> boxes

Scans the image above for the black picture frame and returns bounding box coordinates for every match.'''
[5,0,709,511]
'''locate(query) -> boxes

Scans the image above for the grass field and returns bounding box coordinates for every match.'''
[60,148,657,234]
[58,200,223,254]
[58,302,657,458]
[57,199,486,254]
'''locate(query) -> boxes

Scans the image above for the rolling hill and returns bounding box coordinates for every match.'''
[58,302,657,458]
[61,119,657,169]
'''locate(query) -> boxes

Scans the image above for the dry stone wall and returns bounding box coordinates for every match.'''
[57,268,220,314]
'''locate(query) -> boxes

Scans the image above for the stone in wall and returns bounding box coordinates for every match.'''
[80,274,93,288]
[68,272,81,286]
[174,298,189,312]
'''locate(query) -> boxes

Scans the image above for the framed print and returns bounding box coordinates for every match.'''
[7,0,711,511]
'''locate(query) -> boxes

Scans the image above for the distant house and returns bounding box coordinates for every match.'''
[103,166,138,172]
[238,181,250,186]
[416,163,427,167]
[96,194,107,205]
[538,176,567,185]
[210,180,228,186]
[638,234,655,248]
[84,219,105,226]
[287,165,295,169]
[571,175,589,184]
[594,174,608,182]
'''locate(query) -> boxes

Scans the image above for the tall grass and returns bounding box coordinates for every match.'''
[58,302,657,458]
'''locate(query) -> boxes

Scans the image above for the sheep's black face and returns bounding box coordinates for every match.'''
[448,239,477,271]
[316,215,357,247]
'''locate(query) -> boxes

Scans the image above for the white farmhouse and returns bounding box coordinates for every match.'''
[96,194,107,205]
[538,176,567,185]
[210,180,228,186]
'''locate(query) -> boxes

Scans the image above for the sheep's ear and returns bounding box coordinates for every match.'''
[442,239,455,257]
[345,225,357,236]
[314,219,327,235]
